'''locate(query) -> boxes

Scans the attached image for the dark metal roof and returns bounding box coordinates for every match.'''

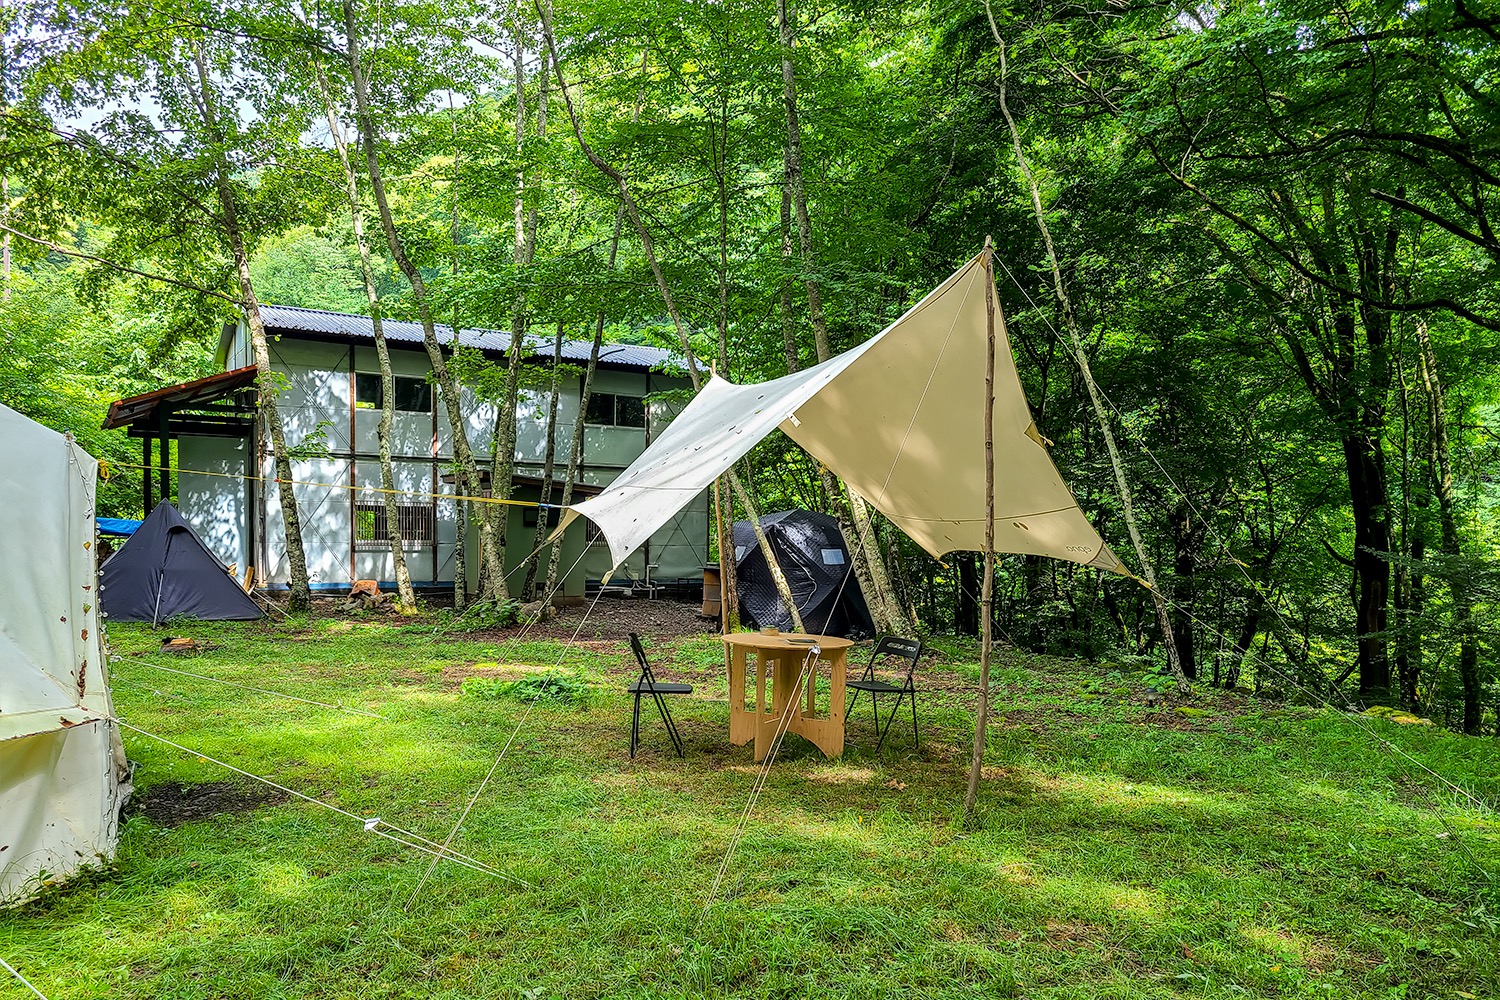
[257,304,682,372]
[102,366,260,431]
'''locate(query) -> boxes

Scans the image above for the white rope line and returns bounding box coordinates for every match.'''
[985,255,1498,826]
[1159,596,1493,815]
[990,255,1312,655]
[403,546,603,911]
[0,958,49,1000]
[117,656,386,719]
[115,720,526,887]
[1152,592,1497,880]
[700,647,821,922]
[951,566,1496,884]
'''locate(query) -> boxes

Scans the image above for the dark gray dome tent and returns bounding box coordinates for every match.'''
[731,510,874,638]
[100,502,264,623]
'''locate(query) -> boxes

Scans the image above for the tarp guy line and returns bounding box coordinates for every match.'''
[108,461,566,509]
[0,956,49,1000]
[985,253,1499,877]
[118,656,385,719]
[114,721,524,885]
[700,647,823,924]
[948,573,1495,884]
[989,254,1308,643]
[404,551,606,912]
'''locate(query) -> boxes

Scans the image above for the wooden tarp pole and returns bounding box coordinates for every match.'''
[964,237,998,822]
[713,478,728,633]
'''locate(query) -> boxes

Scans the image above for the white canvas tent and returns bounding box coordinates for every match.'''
[560,251,1127,577]
[0,404,129,905]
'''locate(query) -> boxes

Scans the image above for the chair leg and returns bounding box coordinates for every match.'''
[847,687,861,717]
[876,691,910,753]
[911,690,919,749]
[631,692,642,758]
[654,690,684,758]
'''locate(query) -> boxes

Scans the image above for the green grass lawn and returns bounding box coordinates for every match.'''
[3,614,1498,999]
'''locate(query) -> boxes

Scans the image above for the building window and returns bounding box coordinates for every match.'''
[585,392,646,428]
[521,506,563,529]
[353,501,435,549]
[584,518,607,546]
[355,373,432,413]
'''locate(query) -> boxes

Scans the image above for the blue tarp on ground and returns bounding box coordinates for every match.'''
[96,518,143,537]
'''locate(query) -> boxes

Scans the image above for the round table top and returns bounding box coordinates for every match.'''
[721,632,855,652]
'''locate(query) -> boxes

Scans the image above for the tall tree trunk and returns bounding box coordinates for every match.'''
[983,14,1187,688]
[713,479,740,632]
[314,61,417,614]
[1393,364,1421,711]
[537,4,803,629]
[779,189,797,375]
[1341,431,1392,694]
[956,554,979,635]
[1168,502,1201,680]
[342,0,507,600]
[450,90,468,609]
[191,45,311,612]
[1415,320,1479,732]
[492,26,547,595]
[711,90,742,633]
[776,0,910,635]
[545,199,625,599]
[1,175,10,302]
[523,320,564,600]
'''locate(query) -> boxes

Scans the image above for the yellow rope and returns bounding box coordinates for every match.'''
[109,461,549,508]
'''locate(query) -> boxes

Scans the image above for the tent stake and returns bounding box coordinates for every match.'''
[964,238,999,823]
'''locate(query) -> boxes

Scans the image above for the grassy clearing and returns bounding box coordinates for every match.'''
[3,614,1498,999]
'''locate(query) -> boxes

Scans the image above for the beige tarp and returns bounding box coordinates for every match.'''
[1,403,128,905]
[561,252,1126,576]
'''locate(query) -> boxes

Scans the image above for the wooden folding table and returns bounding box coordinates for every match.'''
[722,632,854,762]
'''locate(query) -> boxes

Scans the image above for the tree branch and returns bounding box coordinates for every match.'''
[0,221,238,303]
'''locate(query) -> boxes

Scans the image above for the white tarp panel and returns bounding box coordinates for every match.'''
[0,403,128,905]
[562,252,1126,576]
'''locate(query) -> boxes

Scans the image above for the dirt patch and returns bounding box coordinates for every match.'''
[1042,919,1107,951]
[128,780,288,827]
[504,597,718,643]
[1140,710,1215,731]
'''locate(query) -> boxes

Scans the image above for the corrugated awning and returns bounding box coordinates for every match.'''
[102,366,259,432]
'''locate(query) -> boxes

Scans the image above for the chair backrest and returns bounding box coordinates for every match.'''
[628,632,658,686]
[861,635,923,684]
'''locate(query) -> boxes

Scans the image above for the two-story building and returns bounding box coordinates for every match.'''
[102,305,710,599]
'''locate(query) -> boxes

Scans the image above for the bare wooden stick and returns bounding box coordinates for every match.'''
[964,238,999,822]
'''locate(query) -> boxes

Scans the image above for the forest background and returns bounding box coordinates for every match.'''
[0,0,1496,734]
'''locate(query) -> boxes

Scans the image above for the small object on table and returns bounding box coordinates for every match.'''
[722,632,854,762]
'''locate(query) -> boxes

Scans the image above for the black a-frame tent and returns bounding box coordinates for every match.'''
[732,509,874,638]
[99,502,264,623]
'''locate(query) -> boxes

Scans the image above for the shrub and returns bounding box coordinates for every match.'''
[460,673,595,706]
[436,599,521,633]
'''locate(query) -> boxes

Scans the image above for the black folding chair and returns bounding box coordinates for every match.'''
[627,632,693,758]
[846,635,924,752]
